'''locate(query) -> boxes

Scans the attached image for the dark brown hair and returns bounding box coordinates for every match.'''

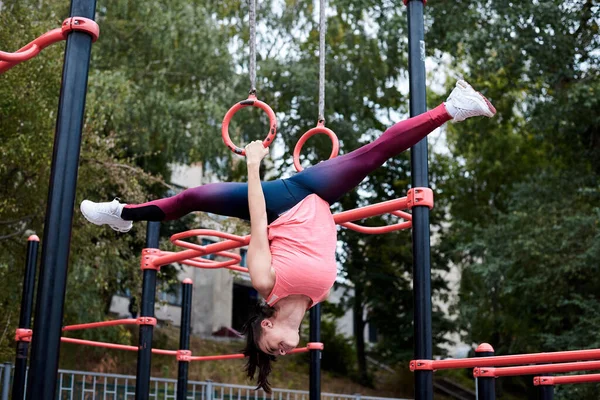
[241,302,277,393]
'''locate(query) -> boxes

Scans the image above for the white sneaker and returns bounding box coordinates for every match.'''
[80,198,133,233]
[445,80,497,122]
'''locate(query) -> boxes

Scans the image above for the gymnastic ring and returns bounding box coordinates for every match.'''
[221,94,277,156]
[293,121,339,172]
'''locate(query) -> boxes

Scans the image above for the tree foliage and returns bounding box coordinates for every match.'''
[428,0,599,397]
[3,1,598,397]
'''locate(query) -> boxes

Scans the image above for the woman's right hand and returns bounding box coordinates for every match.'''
[245,140,269,166]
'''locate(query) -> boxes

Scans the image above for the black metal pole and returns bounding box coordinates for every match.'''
[135,221,161,400]
[405,1,432,399]
[13,236,40,400]
[309,303,322,400]
[538,376,554,400]
[25,1,97,398]
[177,279,193,400]
[476,344,496,400]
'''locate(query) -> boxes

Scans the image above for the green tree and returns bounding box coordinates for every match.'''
[427,0,599,398]
[0,0,237,357]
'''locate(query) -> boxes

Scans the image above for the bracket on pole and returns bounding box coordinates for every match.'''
[407,187,434,209]
[410,359,434,371]
[15,329,33,342]
[140,248,161,271]
[177,350,192,362]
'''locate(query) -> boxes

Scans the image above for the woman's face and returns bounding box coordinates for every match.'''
[258,319,300,356]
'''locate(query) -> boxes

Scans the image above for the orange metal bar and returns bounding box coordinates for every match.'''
[534,374,600,386]
[188,345,316,362]
[340,220,412,234]
[0,17,99,74]
[411,348,600,371]
[62,319,138,331]
[474,360,600,377]
[333,197,409,223]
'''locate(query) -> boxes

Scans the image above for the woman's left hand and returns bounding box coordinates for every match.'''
[245,140,269,166]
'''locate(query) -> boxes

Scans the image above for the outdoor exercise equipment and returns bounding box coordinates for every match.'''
[0,1,99,397]
[13,233,324,400]
[292,0,339,173]
[2,0,441,398]
[0,17,99,73]
[221,0,277,156]
[409,343,600,400]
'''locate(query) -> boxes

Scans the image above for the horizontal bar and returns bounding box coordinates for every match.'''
[412,348,600,370]
[60,337,174,355]
[534,374,600,386]
[188,345,315,362]
[60,337,319,361]
[475,360,600,377]
[62,319,138,331]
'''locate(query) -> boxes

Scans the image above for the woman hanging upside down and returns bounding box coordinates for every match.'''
[81,80,496,391]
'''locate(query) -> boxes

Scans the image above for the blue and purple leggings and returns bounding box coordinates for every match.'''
[121,105,451,223]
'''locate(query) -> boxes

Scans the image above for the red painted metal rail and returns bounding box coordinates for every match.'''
[534,374,600,386]
[19,328,323,361]
[62,317,155,331]
[411,348,600,371]
[474,360,600,378]
[0,17,99,74]
[188,343,323,362]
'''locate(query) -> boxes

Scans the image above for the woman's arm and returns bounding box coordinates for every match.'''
[245,141,275,298]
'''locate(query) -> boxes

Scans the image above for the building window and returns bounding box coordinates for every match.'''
[201,238,216,260]
[240,248,247,267]
[157,282,183,306]
[231,282,259,332]
[368,322,378,343]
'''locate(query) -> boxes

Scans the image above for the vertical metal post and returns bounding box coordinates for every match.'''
[309,303,322,400]
[13,236,40,400]
[476,344,495,400]
[135,222,160,400]
[25,1,97,398]
[2,363,11,400]
[538,376,554,400]
[206,380,213,400]
[405,1,431,399]
[177,279,193,400]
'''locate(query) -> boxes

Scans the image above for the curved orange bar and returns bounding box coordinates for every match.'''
[178,256,240,270]
[293,121,339,172]
[149,197,417,271]
[339,221,412,234]
[0,28,64,73]
[333,197,409,224]
[221,94,277,156]
[0,17,99,74]
[391,210,412,221]
[171,229,247,248]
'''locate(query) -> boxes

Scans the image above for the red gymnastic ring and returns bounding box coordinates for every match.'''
[221,94,277,156]
[293,121,340,172]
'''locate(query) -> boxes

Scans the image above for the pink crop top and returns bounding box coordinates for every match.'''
[265,194,337,308]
